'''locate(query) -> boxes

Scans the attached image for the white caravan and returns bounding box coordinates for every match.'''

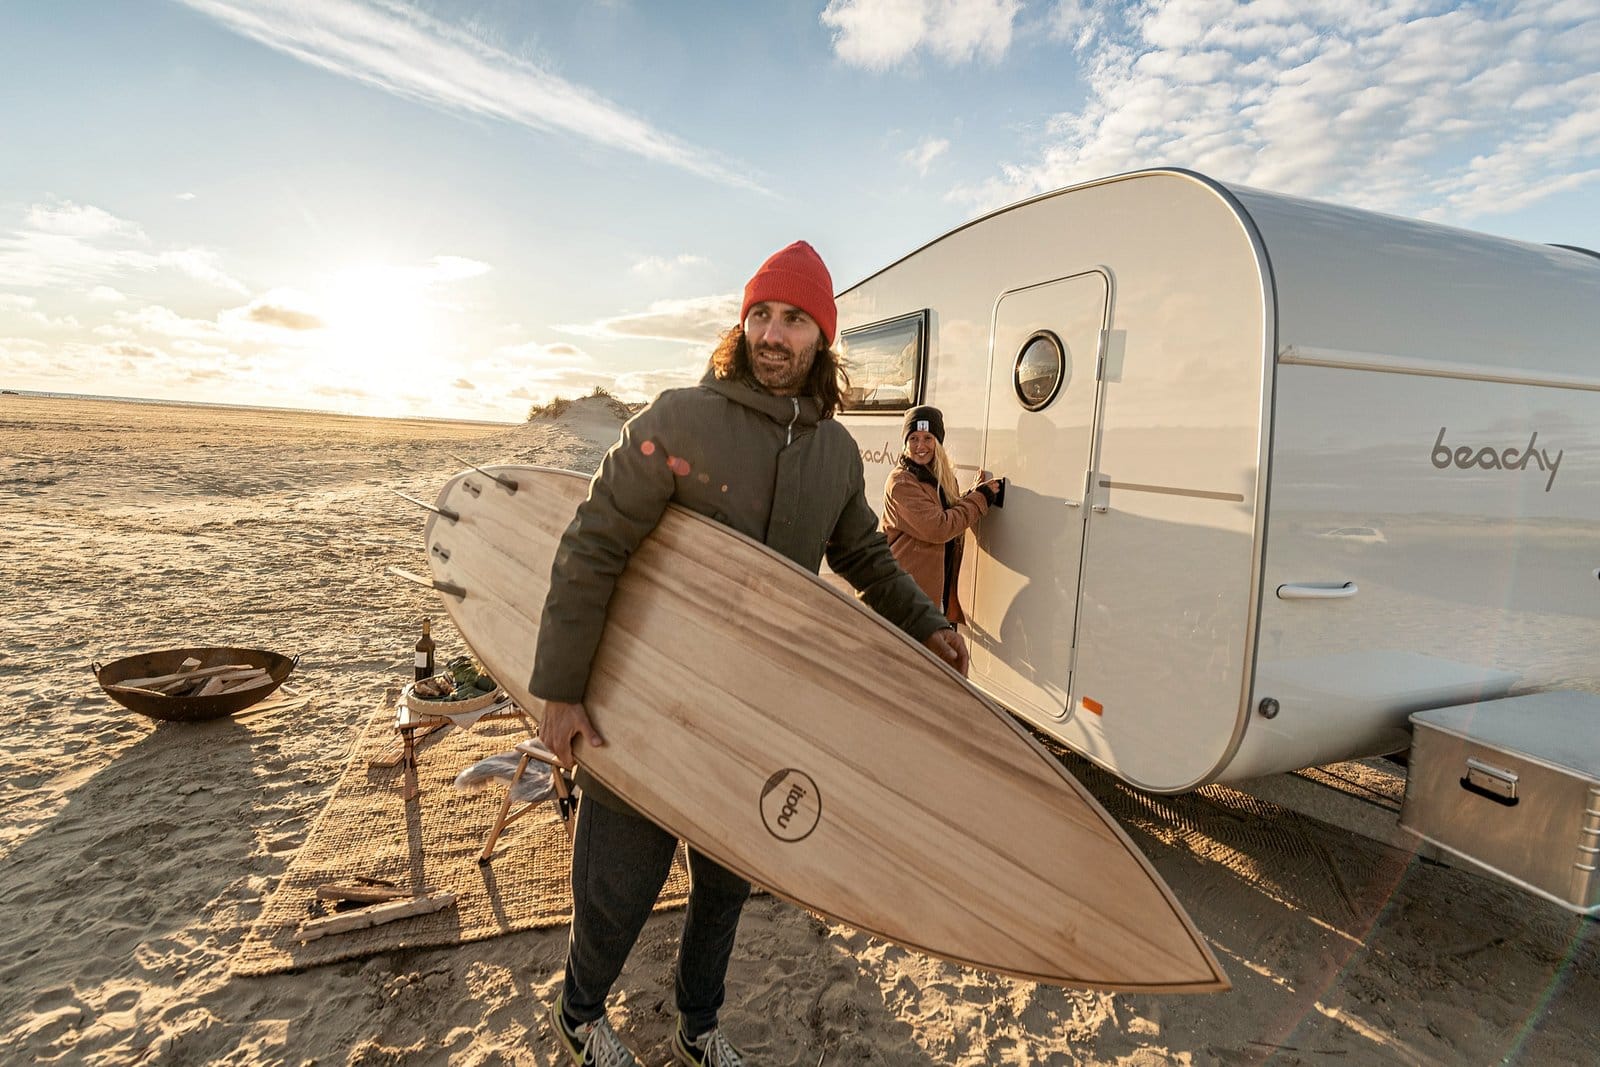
[833,168,1600,913]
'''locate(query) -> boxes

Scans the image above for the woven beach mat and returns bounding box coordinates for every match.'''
[233,694,689,976]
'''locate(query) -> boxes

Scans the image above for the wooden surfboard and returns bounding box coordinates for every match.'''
[421,464,1227,992]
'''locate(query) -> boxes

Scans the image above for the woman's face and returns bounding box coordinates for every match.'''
[905,430,938,466]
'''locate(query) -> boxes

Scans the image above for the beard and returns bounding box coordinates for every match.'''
[749,338,820,396]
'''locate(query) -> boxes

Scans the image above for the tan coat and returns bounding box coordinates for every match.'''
[881,462,990,624]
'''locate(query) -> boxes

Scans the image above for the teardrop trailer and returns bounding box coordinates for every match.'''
[832,168,1600,915]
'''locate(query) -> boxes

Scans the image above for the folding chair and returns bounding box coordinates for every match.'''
[477,738,575,864]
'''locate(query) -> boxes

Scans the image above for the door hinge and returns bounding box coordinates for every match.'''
[1099,328,1126,382]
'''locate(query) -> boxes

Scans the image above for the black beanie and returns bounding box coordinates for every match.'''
[902,405,945,444]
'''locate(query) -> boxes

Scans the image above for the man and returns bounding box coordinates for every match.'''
[532,240,968,1067]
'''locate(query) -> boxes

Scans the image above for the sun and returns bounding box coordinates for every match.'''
[317,262,446,385]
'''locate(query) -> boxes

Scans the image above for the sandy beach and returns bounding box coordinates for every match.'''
[2,392,1596,1066]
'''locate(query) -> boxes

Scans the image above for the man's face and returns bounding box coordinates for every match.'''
[743,300,823,397]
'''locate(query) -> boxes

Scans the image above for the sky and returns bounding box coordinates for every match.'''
[2,0,1597,422]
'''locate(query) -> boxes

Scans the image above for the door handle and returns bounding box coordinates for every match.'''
[1276,581,1357,600]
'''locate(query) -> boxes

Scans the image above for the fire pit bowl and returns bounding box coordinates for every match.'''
[93,646,298,722]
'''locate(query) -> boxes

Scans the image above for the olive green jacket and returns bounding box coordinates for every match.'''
[531,368,951,705]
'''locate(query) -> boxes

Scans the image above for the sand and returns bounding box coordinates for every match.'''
[2,392,1596,1066]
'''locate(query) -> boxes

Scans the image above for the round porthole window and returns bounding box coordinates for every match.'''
[1014,332,1066,411]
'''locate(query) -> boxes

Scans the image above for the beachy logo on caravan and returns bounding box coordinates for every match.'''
[1431,428,1563,492]
[860,441,898,466]
[760,768,821,842]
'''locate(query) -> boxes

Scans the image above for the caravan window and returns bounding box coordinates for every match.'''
[1014,331,1065,411]
[839,310,926,413]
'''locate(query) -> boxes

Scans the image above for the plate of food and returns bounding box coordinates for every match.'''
[402,654,505,716]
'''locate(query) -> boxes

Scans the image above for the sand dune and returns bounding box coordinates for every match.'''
[1,393,1595,1065]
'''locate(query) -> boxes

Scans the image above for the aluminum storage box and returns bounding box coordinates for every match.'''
[1400,692,1600,915]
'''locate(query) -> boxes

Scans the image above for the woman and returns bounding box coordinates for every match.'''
[882,405,1003,624]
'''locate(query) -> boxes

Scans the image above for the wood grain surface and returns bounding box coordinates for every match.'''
[424,464,1227,992]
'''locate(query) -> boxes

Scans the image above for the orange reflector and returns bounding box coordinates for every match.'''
[1081,697,1103,716]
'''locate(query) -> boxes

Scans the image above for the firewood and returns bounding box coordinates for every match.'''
[211,667,267,683]
[218,673,275,694]
[296,892,457,941]
[121,663,253,688]
[195,676,228,697]
[315,884,410,904]
[108,684,170,699]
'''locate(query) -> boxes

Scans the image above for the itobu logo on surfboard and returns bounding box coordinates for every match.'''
[760,769,821,841]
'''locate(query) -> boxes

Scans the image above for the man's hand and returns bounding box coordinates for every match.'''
[538,699,603,768]
[923,626,970,677]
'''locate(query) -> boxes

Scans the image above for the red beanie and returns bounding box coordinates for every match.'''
[741,240,837,343]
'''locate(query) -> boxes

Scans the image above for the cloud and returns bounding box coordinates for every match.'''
[504,358,701,408]
[904,136,950,175]
[494,332,702,407]
[606,360,704,400]
[951,0,1600,222]
[26,202,141,239]
[245,294,325,330]
[823,0,1021,69]
[1047,0,1091,44]
[177,0,766,192]
[88,285,127,303]
[504,366,612,402]
[105,342,168,361]
[0,200,247,292]
[0,335,247,393]
[109,293,327,351]
[0,292,82,330]
[557,292,741,346]
[428,255,491,282]
[156,248,250,294]
[631,253,709,276]
[497,339,597,367]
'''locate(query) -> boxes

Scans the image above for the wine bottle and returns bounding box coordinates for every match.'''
[414,618,436,681]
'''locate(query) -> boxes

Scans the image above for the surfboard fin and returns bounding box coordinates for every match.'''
[387,565,466,599]
[448,454,520,493]
[392,490,460,522]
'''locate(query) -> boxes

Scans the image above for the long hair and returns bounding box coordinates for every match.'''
[915,436,960,502]
[710,324,850,419]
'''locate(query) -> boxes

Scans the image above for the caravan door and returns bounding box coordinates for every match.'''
[968,271,1109,727]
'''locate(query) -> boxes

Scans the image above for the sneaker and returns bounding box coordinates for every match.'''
[672,1019,746,1067]
[548,990,640,1067]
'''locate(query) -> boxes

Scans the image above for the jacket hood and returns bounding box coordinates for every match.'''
[699,366,823,429]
